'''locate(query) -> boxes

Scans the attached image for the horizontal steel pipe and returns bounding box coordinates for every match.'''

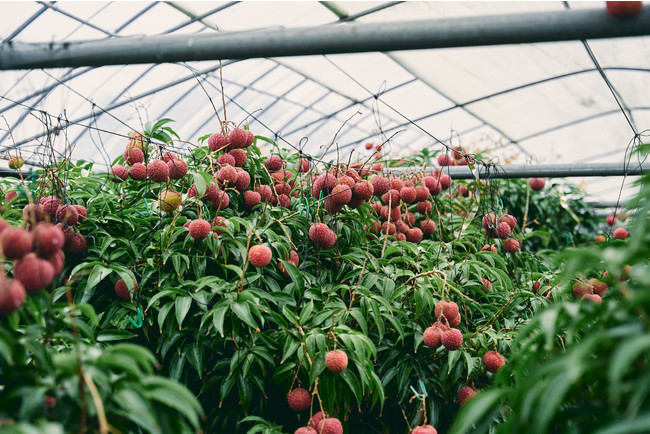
[1,8,650,69]
[431,162,648,179]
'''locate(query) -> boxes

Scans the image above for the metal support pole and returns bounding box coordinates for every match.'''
[428,162,648,179]
[2,8,650,69]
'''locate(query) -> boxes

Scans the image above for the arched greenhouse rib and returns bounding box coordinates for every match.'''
[0,2,649,434]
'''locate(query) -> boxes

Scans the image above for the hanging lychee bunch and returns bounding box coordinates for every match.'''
[0,219,66,315]
[422,300,464,351]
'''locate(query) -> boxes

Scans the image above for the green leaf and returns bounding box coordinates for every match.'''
[449,389,505,434]
[175,296,192,328]
[193,172,207,197]
[232,301,258,331]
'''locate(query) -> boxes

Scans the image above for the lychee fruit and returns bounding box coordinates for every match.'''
[168,159,188,180]
[129,163,147,180]
[255,185,274,203]
[589,278,608,296]
[606,1,643,18]
[39,196,61,220]
[110,165,128,182]
[400,186,417,204]
[437,154,452,166]
[5,191,17,202]
[310,412,326,430]
[56,205,79,226]
[287,388,311,412]
[318,417,343,434]
[266,155,283,171]
[74,205,87,222]
[439,174,451,190]
[245,130,254,147]
[23,204,45,223]
[460,185,470,197]
[13,253,55,294]
[500,214,517,229]
[47,250,65,275]
[503,238,520,253]
[325,349,348,373]
[530,177,545,191]
[421,219,436,235]
[249,245,272,267]
[210,190,230,209]
[1,227,33,259]
[127,131,146,150]
[380,205,401,222]
[481,278,492,291]
[8,156,24,170]
[158,190,182,212]
[441,328,463,350]
[295,428,317,434]
[115,279,138,301]
[217,165,238,185]
[414,185,430,202]
[381,189,400,206]
[0,278,26,315]
[496,221,511,239]
[66,233,87,255]
[147,160,169,183]
[276,194,291,208]
[365,142,373,150]
[370,175,390,196]
[483,350,505,373]
[417,201,432,215]
[229,149,247,167]
[435,300,459,321]
[123,147,144,165]
[229,128,248,148]
[423,326,442,349]
[235,169,251,191]
[613,227,628,239]
[297,158,310,173]
[458,386,477,406]
[189,219,211,241]
[217,153,236,166]
[412,425,437,434]
[572,281,593,297]
[162,151,177,163]
[34,223,65,257]
[208,132,227,152]
[0,220,8,236]
[244,190,261,209]
[406,227,423,244]
[582,293,602,303]
[480,244,497,253]
[309,223,336,249]
[329,184,352,206]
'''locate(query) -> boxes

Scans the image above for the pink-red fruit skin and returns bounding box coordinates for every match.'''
[13,253,55,294]
[412,425,438,434]
[115,279,138,301]
[458,386,477,406]
[483,350,505,373]
[1,227,33,260]
[189,219,211,241]
[318,418,343,434]
[287,388,311,412]
[0,279,27,315]
[613,228,628,239]
[295,428,317,434]
[441,328,463,350]
[530,177,545,191]
[325,349,348,373]
[249,245,272,267]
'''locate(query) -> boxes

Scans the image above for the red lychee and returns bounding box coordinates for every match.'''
[123,147,144,165]
[380,205,401,222]
[129,163,147,180]
[229,149,247,167]
[318,417,343,434]
[114,279,138,301]
[406,227,423,244]
[458,386,477,406]
[244,190,261,209]
[208,132,227,152]
[399,186,417,204]
[23,204,45,223]
[437,154,452,166]
[329,184,352,206]
[309,223,336,249]
[606,1,642,18]
[483,350,505,373]
[34,223,65,257]
[582,293,602,303]
[255,185,274,203]
[0,278,26,315]
[217,153,236,167]
[249,245,272,267]
[47,250,65,275]
[13,253,55,294]
[325,349,348,373]
[441,328,463,350]
[110,165,128,182]
[480,244,497,253]
[168,159,188,180]
[73,205,87,222]
[162,151,177,163]
[503,238,520,253]
[65,233,87,255]
[414,185,430,202]
[56,205,79,226]
[500,214,517,229]
[229,128,248,148]
[235,169,251,191]
[417,201,432,215]
[1,227,33,260]
[435,300,459,321]
[287,388,311,412]
[295,428,317,434]
[189,219,211,241]
[439,174,451,190]
[210,190,230,209]
[266,155,283,171]
[460,185,470,197]
[310,412,326,430]
[530,177,545,191]
[420,219,436,235]
[589,278,608,296]
[370,175,390,196]
[217,165,238,185]
[39,196,61,220]
[147,160,169,183]
[423,326,442,349]
[613,227,628,239]
[496,221,511,239]
[412,425,437,434]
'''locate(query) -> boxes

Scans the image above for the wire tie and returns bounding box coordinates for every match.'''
[128,306,143,328]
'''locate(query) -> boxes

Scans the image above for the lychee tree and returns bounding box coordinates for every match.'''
[0,117,603,433]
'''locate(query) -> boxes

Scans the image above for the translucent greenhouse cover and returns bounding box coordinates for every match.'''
[0,1,648,205]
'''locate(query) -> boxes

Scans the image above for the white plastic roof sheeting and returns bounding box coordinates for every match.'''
[0,1,648,204]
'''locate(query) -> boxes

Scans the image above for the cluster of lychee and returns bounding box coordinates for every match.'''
[21,196,88,255]
[481,212,520,253]
[437,146,471,167]
[422,300,463,351]
[0,219,66,315]
[572,277,609,304]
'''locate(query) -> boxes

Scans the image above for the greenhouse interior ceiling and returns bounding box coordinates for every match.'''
[0,1,649,205]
